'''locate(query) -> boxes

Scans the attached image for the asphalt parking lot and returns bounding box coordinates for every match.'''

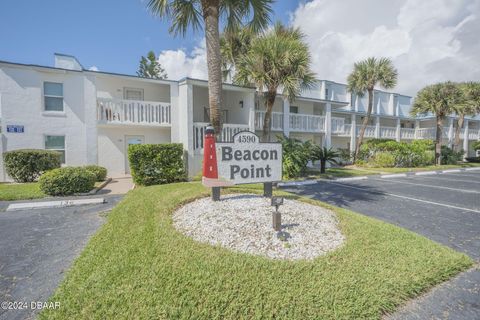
[282,170,480,319]
[0,195,122,320]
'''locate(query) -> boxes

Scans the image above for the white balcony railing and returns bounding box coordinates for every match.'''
[289,114,325,132]
[356,125,376,138]
[400,128,415,139]
[380,126,397,139]
[255,111,284,131]
[193,122,250,153]
[331,117,345,134]
[97,98,171,126]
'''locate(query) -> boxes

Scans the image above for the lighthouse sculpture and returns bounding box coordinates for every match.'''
[202,125,219,185]
[202,125,232,200]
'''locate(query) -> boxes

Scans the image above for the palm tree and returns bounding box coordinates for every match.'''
[411,82,462,165]
[146,0,273,137]
[347,57,398,161]
[220,27,255,81]
[310,146,339,173]
[234,22,316,142]
[452,82,480,151]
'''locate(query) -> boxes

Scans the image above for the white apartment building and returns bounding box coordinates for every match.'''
[0,53,479,181]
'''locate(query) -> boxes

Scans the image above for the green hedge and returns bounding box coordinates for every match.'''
[358,139,435,167]
[84,165,107,182]
[128,143,186,186]
[440,146,464,165]
[3,149,61,182]
[39,167,96,196]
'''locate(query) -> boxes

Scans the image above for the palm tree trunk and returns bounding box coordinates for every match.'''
[201,0,222,139]
[262,90,276,142]
[435,115,443,165]
[354,88,373,161]
[320,159,326,174]
[454,114,464,152]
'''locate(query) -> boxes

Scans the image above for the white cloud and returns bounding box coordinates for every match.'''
[88,66,99,71]
[292,0,480,96]
[157,40,208,81]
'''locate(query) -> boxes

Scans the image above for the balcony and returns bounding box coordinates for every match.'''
[380,126,397,139]
[356,125,376,138]
[193,122,250,153]
[289,114,325,133]
[400,128,415,139]
[97,98,171,126]
[255,111,283,131]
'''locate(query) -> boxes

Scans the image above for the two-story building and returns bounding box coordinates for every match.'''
[0,53,478,181]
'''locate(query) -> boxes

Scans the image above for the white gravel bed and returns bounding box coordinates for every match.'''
[173,194,344,260]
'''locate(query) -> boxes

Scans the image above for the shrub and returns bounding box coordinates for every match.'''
[441,146,464,165]
[277,135,312,179]
[39,167,96,196]
[3,149,61,182]
[84,165,107,182]
[370,152,396,167]
[357,138,435,168]
[128,143,187,186]
[473,141,480,151]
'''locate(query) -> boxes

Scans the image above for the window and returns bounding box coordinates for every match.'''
[290,106,298,114]
[325,88,329,100]
[44,82,63,111]
[124,87,144,101]
[45,135,65,163]
[350,93,355,106]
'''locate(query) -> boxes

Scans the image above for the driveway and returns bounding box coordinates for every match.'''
[282,170,480,319]
[0,195,123,320]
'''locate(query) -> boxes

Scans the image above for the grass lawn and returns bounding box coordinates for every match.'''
[40,182,472,319]
[0,182,45,201]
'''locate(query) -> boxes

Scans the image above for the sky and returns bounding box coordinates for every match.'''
[1,0,479,96]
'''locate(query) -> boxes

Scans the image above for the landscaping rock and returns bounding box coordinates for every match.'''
[173,194,344,260]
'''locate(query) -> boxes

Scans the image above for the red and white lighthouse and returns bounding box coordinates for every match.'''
[202,125,232,187]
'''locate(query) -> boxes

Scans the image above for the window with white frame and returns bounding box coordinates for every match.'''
[124,87,144,101]
[290,106,298,114]
[44,82,64,111]
[45,135,66,163]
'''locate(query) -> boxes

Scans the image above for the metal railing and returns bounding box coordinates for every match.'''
[289,114,325,132]
[97,98,171,126]
[192,122,250,153]
[254,111,284,131]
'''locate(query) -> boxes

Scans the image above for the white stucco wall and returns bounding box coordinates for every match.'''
[0,64,97,174]
[97,126,171,177]
[95,75,171,102]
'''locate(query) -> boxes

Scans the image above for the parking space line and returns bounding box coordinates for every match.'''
[372,178,480,194]
[328,181,480,214]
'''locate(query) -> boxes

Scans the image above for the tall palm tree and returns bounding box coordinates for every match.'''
[411,82,462,165]
[347,57,397,160]
[234,22,316,141]
[220,27,255,81]
[452,82,480,151]
[146,0,273,137]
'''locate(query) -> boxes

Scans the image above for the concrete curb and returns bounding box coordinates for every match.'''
[6,198,106,212]
[277,180,318,187]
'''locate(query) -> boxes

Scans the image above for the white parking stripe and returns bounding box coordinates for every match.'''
[328,181,480,214]
[372,178,480,194]
[418,175,480,184]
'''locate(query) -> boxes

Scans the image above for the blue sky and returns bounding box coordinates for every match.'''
[1,0,478,95]
[0,0,298,74]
